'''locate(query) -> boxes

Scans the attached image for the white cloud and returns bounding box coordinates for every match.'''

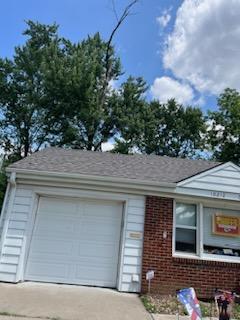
[163,0,240,95]
[108,79,119,92]
[156,10,171,28]
[150,76,194,105]
[101,141,114,152]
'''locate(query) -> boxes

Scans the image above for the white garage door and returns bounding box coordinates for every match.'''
[25,197,123,288]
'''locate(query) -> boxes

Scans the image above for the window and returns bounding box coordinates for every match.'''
[175,203,197,254]
[203,207,240,258]
[174,202,240,262]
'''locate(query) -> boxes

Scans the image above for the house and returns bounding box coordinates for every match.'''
[0,147,239,297]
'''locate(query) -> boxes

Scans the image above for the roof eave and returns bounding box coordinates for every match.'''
[7,167,176,192]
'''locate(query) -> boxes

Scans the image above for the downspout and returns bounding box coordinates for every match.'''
[0,184,10,245]
[0,172,17,268]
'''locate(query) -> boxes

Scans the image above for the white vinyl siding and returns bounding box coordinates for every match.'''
[0,184,145,292]
[0,186,33,282]
[177,163,240,201]
[120,198,145,292]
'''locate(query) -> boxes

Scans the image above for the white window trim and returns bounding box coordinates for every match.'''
[172,200,240,264]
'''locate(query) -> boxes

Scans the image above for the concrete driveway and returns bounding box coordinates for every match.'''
[0,282,151,320]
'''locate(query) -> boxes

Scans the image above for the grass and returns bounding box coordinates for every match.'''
[0,311,27,317]
[141,295,158,313]
[140,294,240,319]
[0,311,61,320]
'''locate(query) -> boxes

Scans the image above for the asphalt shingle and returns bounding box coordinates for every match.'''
[8,147,221,184]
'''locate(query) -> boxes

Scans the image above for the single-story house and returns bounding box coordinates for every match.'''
[0,148,239,297]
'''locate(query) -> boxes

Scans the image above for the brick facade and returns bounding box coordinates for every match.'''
[141,196,240,298]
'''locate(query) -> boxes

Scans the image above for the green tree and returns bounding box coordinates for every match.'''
[42,33,121,150]
[141,99,206,157]
[0,21,123,154]
[0,21,61,158]
[113,76,149,153]
[42,0,140,151]
[0,1,139,155]
[208,88,240,164]
[114,97,206,158]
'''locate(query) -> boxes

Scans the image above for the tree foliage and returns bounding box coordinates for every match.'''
[144,99,206,157]
[0,21,61,158]
[113,76,149,153]
[0,21,123,156]
[42,33,121,150]
[114,97,206,157]
[208,88,240,164]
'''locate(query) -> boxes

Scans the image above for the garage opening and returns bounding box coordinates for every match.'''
[25,196,123,288]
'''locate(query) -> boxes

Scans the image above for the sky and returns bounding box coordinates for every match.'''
[1,0,240,113]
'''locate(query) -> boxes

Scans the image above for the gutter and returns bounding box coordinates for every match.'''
[6,167,176,194]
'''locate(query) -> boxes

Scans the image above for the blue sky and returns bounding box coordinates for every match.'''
[1,0,239,112]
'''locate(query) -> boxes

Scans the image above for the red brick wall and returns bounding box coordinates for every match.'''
[141,196,240,298]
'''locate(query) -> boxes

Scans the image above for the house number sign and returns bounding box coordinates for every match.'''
[129,232,142,239]
[210,191,240,201]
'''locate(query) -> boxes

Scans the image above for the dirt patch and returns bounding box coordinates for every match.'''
[140,294,240,319]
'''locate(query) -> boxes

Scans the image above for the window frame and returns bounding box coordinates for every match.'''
[172,200,240,264]
[174,202,199,255]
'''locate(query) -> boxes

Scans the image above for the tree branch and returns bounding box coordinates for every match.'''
[100,0,138,105]
[111,0,119,22]
[105,0,138,82]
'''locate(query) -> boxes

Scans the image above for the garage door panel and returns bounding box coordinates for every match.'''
[82,217,121,226]
[81,220,121,236]
[76,258,117,267]
[78,242,118,258]
[29,238,73,256]
[39,198,79,215]
[84,203,121,216]
[25,197,123,288]
[80,227,119,239]
[34,217,76,237]
[78,233,119,243]
[26,261,69,279]
[30,256,118,267]
[75,265,117,282]
[38,210,83,220]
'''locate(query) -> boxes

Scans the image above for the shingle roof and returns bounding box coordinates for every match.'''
[8,147,221,184]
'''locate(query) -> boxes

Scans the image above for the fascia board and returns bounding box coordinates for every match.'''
[7,168,176,191]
